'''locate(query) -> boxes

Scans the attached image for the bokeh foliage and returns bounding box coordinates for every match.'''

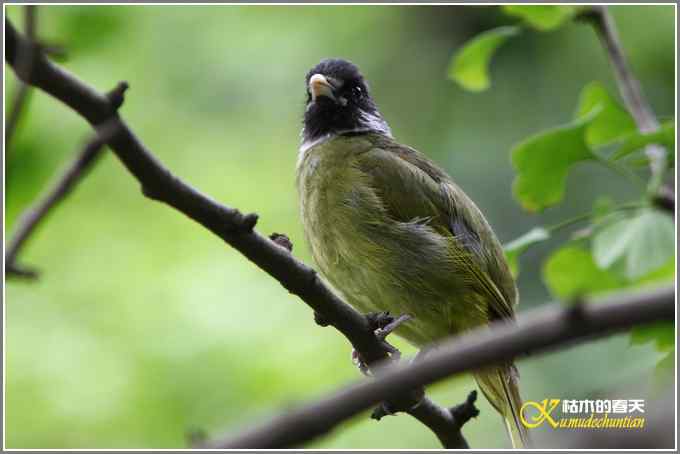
[4,5,675,448]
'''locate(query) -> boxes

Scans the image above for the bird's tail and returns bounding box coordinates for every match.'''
[473,365,531,449]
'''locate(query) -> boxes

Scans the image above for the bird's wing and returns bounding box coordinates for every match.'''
[354,136,516,321]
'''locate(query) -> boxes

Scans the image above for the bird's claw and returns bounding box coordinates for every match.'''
[352,349,372,376]
[367,311,412,364]
[353,312,424,423]
[366,311,412,338]
[351,311,413,376]
[374,313,413,340]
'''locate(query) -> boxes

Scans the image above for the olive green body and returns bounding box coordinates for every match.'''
[297,133,516,341]
[297,133,529,448]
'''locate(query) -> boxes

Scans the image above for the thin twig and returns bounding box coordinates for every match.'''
[5,19,474,448]
[5,85,32,151]
[5,262,39,279]
[589,7,658,131]
[5,135,107,277]
[201,287,673,448]
[586,6,669,195]
[5,5,37,151]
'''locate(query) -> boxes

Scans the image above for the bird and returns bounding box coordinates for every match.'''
[296,58,529,448]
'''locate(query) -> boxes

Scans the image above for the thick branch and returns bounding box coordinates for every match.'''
[5,135,107,277]
[202,286,674,448]
[586,6,669,194]
[5,19,471,448]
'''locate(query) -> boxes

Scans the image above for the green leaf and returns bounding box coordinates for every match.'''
[511,112,596,212]
[611,120,675,160]
[576,82,637,147]
[631,322,675,390]
[502,5,582,31]
[653,350,675,389]
[542,245,625,300]
[503,227,550,277]
[592,209,676,280]
[591,216,635,269]
[626,211,676,280]
[631,322,674,352]
[448,26,520,92]
[634,257,675,285]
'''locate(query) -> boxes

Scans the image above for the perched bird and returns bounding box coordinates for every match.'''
[296,58,529,448]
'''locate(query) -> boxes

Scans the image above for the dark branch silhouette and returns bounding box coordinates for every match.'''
[5,135,107,278]
[5,5,36,151]
[201,286,674,448]
[589,7,658,132]
[585,6,673,208]
[5,18,476,448]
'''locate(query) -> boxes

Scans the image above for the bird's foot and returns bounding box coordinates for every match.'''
[370,312,413,341]
[368,311,413,363]
[351,349,372,376]
[351,311,413,376]
[362,311,417,417]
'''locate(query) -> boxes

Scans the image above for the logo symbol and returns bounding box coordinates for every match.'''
[520,398,560,428]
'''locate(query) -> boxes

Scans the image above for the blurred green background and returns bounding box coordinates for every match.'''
[4,5,675,449]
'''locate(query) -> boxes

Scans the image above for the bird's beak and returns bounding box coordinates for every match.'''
[309,74,336,102]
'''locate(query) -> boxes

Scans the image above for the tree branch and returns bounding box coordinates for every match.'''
[201,286,674,448]
[586,6,671,199]
[5,18,474,448]
[5,134,107,278]
[5,5,37,152]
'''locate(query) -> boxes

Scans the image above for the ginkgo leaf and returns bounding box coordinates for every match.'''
[653,350,675,389]
[591,216,635,269]
[447,26,520,92]
[575,81,637,147]
[630,322,674,351]
[625,211,676,280]
[502,5,583,31]
[511,111,597,212]
[542,245,625,300]
[592,209,676,280]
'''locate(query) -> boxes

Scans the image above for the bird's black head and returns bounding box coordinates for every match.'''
[302,58,391,145]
